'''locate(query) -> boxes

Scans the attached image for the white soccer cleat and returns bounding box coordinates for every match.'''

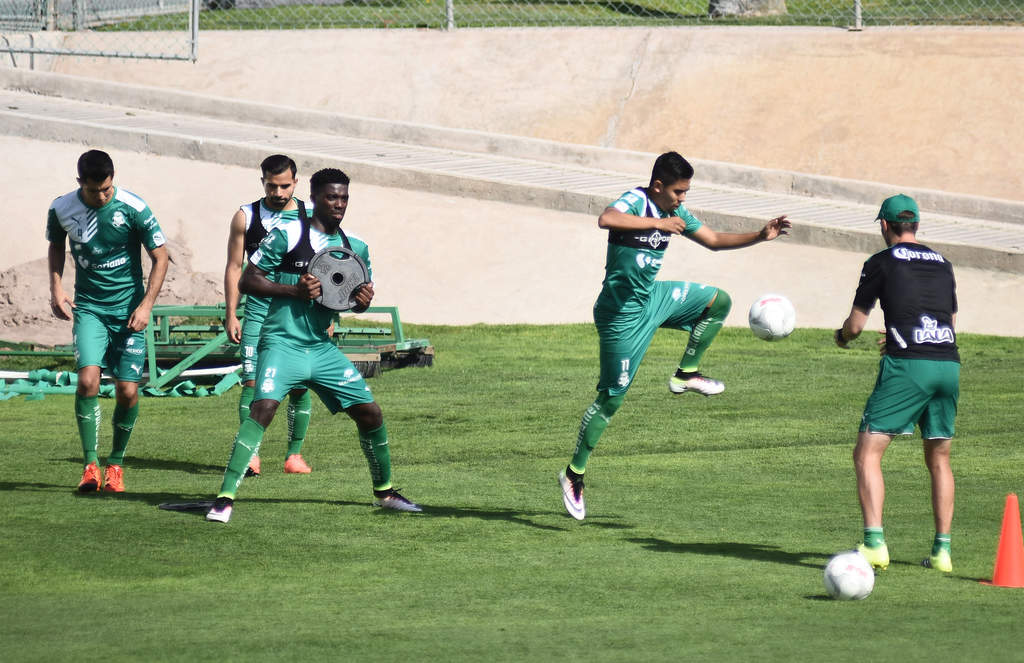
[206,497,234,523]
[373,489,422,512]
[559,470,586,521]
[668,373,725,396]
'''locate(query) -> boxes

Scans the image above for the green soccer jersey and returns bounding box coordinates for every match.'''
[594,187,702,315]
[251,220,371,348]
[241,199,310,324]
[46,187,166,312]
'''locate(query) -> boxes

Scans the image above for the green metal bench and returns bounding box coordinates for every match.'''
[0,303,432,390]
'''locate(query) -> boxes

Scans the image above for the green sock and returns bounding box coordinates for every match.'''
[286,390,312,457]
[679,289,731,372]
[359,424,392,491]
[864,527,886,548]
[75,394,101,465]
[218,417,266,499]
[238,385,255,425]
[932,533,951,556]
[569,392,623,474]
[108,402,139,466]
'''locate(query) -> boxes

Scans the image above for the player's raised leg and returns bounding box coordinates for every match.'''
[668,288,730,396]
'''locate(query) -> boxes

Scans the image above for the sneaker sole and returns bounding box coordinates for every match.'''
[373,499,422,512]
[206,508,232,523]
[668,379,724,397]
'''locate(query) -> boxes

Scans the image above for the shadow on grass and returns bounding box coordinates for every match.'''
[0,480,211,506]
[56,456,225,474]
[415,503,588,532]
[4,477,628,532]
[627,537,829,569]
[155,495,590,532]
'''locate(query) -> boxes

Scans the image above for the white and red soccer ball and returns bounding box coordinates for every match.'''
[824,550,875,600]
[748,293,796,341]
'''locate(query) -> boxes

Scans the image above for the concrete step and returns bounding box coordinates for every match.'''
[2,73,1021,273]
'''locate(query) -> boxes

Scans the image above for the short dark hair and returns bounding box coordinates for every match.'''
[886,220,919,235]
[650,151,694,187]
[260,154,297,178]
[77,150,114,183]
[310,168,351,195]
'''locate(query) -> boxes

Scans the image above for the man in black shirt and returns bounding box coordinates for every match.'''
[835,194,959,574]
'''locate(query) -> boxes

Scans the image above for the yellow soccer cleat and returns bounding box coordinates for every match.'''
[922,549,953,573]
[857,542,890,571]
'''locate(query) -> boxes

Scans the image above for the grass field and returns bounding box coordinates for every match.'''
[102,0,1024,31]
[2,324,1023,661]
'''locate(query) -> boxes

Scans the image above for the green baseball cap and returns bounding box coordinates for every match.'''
[877,194,920,223]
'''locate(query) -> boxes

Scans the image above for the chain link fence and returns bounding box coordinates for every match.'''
[2,0,1021,65]
[0,0,197,63]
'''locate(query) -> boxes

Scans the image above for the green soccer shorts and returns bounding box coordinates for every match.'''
[253,339,374,413]
[594,281,719,396]
[72,307,148,382]
[860,355,960,439]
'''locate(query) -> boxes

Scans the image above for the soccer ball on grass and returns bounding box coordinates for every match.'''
[748,293,796,341]
[823,550,874,600]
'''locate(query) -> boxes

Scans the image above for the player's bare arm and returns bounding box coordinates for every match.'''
[835,305,870,348]
[127,244,169,332]
[47,239,74,320]
[597,207,689,234]
[687,215,791,250]
[239,264,322,300]
[223,209,248,343]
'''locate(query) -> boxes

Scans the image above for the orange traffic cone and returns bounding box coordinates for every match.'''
[984,493,1024,588]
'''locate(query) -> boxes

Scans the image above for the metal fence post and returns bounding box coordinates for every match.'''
[190,0,199,62]
[446,0,455,30]
[850,0,863,30]
[44,0,56,30]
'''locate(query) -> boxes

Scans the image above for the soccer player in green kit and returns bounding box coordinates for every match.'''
[207,168,419,523]
[47,150,169,493]
[559,152,790,520]
[223,155,314,477]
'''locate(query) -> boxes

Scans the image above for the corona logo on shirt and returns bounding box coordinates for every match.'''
[913,315,954,344]
[893,247,945,263]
